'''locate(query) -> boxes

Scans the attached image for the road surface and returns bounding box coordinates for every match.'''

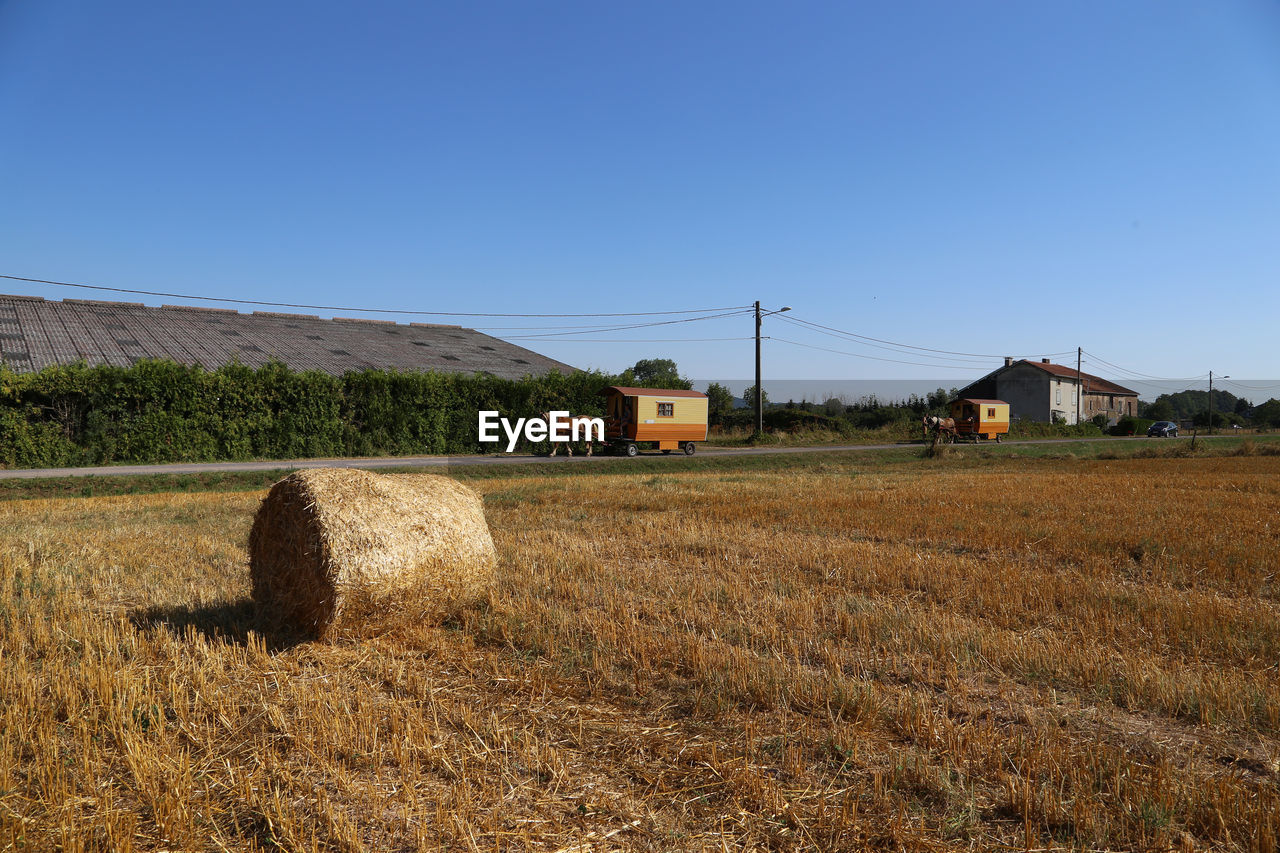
[0,436,1177,479]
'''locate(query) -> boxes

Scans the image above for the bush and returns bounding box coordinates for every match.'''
[1008,420,1104,439]
[1111,417,1155,437]
[0,360,616,468]
[762,408,851,435]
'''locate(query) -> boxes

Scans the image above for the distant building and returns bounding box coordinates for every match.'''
[0,294,576,380]
[957,357,1138,425]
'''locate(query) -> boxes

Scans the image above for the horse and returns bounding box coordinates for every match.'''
[922,415,958,443]
[541,412,598,457]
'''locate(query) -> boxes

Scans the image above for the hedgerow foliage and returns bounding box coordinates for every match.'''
[0,360,612,467]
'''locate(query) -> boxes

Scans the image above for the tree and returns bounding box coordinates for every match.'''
[926,387,953,412]
[1192,410,1228,428]
[742,385,769,408]
[705,382,735,425]
[1144,399,1175,421]
[628,358,691,390]
[822,397,846,417]
[1147,388,1241,421]
[1251,398,1280,428]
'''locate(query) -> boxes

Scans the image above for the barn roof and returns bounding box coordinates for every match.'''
[601,386,707,398]
[958,359,1137,398]
[0,294,578,379]
[1020,360,1138,396]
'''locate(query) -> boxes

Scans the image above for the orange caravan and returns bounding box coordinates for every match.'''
[949,398,1010,442]
[600,386,709,457]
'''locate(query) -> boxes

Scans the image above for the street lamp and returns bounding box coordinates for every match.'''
[754,301,791,437]
[1208,371,1229,434]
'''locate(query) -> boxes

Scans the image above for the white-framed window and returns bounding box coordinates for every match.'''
[657,402,674,417]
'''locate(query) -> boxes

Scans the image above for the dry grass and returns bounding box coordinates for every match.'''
[2,454,1278,851]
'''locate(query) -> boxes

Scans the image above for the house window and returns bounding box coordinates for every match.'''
[657,402,674,417]
[987,408,996,418]
[1055,381,1061,405]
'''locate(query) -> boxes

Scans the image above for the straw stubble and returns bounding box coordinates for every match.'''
[249,468,495,637]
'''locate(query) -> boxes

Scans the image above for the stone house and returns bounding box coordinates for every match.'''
[956,358,1139,425]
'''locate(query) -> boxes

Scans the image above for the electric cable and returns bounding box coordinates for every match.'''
[0,274,752,319]
[773,316,997,365]
[514,337,757,343]
[1219,379,1280,392]
[782,312,1075,361]
[501,309,754,338]
[1080,349,1207,383]
[769,337,989,370]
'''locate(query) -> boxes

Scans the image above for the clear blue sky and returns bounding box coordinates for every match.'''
[2,1,1278,398]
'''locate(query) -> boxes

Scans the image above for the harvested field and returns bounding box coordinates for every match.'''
[1,452,1278,851]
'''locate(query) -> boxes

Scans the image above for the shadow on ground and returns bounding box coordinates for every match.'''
[130,598,309,652]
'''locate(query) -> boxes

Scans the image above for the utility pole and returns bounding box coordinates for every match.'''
[1207,371,1228,434]
[747,300,757,435]
[1208,371,1214,435]
[1076,347,1083,425]
[753,301,791,438]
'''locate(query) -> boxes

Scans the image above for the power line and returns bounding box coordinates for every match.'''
[501,309,754,339]
[1080,349,1207,383]
[477,321,726,330]
[1220,378,1280,392]
[1080,352,1280,396]
[0,273,752,319]
[510,336,757,343]
[774,316,997,365]
[775,315,1077,371]
[782,313,1074,362]
[770,337,986,370]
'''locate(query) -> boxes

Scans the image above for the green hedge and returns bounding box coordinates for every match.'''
[1007,420,1105,439]
[0,360,616,468]
[1111,416,1156,437]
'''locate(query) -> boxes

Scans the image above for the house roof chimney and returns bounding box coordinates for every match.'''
[1041,358,1051,364]
[1004,356,1013,367]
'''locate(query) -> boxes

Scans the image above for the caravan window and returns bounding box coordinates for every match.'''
[657,402,674,417]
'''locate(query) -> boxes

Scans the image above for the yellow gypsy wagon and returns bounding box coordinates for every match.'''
[600,386,709,457]
[949,398,1010,442]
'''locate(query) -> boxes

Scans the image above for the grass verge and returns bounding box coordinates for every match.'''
[1,434,1276,501]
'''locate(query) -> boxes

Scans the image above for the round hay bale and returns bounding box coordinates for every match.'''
[249,469,495,637]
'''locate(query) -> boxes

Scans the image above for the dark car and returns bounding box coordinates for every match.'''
[1147,421,1178,437]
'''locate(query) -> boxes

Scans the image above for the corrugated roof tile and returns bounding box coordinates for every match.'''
[0,295,578,380]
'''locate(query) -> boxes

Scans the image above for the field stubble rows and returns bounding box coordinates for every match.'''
[1,453,1278,851]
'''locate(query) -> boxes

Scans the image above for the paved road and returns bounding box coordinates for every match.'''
[0,436,1178,480]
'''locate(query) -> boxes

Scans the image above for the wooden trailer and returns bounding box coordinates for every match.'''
[600,386,709,456]
[949,398,1010,442]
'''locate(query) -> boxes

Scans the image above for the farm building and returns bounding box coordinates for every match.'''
[957,357,1139,425]
[0,294,576,379]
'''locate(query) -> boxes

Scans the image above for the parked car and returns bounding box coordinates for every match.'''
[1147,421,1178,437]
